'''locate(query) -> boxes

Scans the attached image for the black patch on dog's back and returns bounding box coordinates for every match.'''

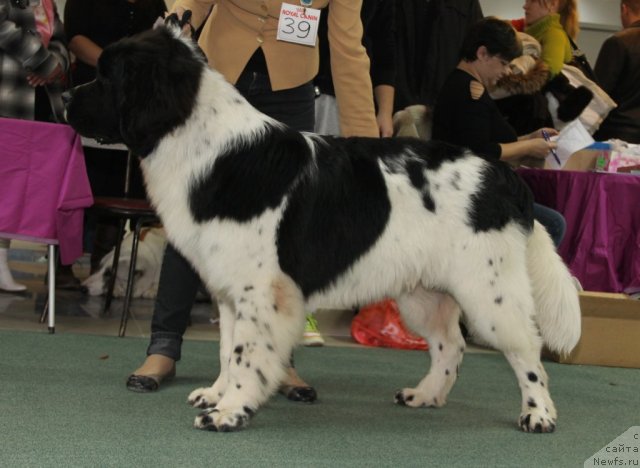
[381,139,468,213]
[277,137,481,297]
[277,136,393,297]
[189,125,311,222]
[404,159,436,212]
[468,163,534,233]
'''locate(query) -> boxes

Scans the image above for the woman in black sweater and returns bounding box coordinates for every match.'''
[432,17,566,247]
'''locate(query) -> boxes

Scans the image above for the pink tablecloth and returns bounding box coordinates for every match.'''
[0,118,93,264]
[518,168,640,294]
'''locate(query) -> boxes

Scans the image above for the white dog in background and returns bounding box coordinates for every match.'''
[82,227,166,299]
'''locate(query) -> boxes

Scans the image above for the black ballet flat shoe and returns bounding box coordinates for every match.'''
[280,385,318,403]
[126,368,175,393]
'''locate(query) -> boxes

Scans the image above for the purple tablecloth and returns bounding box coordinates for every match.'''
[518,168,640,294]
[0,118,93,264]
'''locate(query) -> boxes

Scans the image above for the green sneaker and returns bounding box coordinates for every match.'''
[303,314,325,347]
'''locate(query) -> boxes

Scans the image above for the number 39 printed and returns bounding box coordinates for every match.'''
[280,17,312,39]
[276,3,320,47]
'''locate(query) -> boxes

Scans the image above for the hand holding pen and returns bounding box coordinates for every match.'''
[541,129,561,166]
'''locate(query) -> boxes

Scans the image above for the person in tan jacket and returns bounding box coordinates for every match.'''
[176,0,378,137]
[127,0,378,400]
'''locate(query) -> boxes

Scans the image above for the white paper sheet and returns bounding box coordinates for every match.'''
[546,119,595,169]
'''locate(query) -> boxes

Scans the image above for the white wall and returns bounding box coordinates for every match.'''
[480,0,622,64]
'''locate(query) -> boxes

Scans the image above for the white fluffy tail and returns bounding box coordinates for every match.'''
[527,221,581,355]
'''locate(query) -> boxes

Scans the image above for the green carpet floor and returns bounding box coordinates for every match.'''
[0,330,638,467]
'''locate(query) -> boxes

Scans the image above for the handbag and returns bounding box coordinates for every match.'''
[567,36,598,83]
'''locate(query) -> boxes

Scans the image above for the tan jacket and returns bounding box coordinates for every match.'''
[172,0,377,137]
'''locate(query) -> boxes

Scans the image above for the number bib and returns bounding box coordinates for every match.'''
[277,3,321,47]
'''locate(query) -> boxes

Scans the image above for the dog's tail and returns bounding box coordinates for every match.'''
[527,221,581,355]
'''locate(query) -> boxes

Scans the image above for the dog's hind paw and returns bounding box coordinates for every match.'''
[394,388,445,408]
[518,411,557,433]
[188,387,220,409]
[194,407,255,432]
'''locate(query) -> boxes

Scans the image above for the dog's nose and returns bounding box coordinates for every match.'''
[61,91,73,105]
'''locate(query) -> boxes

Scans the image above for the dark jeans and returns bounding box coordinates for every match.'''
[147,71,315,360]
[533,203,566,248]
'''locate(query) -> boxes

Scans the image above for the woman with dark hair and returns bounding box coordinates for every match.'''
[432,17,566,247]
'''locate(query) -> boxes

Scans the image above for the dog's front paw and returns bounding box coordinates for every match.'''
[394,388,445,408]
[194,406,255,432]
[187,386,220,409]
[518,411,557,433]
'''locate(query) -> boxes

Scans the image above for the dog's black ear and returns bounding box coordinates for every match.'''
[114,28,203,156]
[556,86,593,122]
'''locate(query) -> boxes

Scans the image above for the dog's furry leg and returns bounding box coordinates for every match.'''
[394,288,464,408]
[449,229,557,433]
[504,348,557,433]
[188,299,235,408]
[464,296,557,432]
[194,274,305,432]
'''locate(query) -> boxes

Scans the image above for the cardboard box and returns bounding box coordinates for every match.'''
[561,148,600,171]
[545,292,640,369]
[514,149,600,171]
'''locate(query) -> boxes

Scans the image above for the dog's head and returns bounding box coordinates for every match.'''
[64,21,205,156]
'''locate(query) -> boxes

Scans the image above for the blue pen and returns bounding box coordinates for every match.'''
[541,130,561,166]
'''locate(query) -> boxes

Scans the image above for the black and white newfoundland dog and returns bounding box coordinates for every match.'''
[64,20,581,433]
